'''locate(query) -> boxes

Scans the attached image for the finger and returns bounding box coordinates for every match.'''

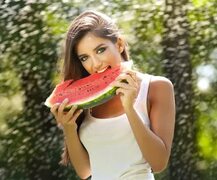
[116,88,137,100]
[50,103,60,117]
[124,69,136,75]
[71,109,83,122]
[50,104,62,125]
[116,88,125,96]
[113,81,133,89]
[58,98,69,117]
[65,105,78,121]
[125,70,137,82]
[116,74,136,87]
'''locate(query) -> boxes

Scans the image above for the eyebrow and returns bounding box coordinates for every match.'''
[93,43,105,51]
[78,43,105,58]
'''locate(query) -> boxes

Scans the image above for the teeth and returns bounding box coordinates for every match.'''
[97,66,109,73]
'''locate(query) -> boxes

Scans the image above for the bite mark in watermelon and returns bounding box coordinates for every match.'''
[44,66,121,110]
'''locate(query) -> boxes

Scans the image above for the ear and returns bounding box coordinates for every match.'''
[116,37,125,53]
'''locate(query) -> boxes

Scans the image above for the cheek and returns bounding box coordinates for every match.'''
[109,48,123,62]
[106,47,121,59]
[81,62,91,73]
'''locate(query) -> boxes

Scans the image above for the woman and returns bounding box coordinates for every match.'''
[51,10,175,180]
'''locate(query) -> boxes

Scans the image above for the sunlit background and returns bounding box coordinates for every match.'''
[0,0,216,180]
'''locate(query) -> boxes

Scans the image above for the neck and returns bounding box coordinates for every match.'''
[91,95,124,118]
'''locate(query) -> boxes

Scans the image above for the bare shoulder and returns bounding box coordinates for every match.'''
[148,75,174,101]
[150,75,173,87]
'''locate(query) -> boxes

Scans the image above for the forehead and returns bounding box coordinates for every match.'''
[76,32,112,54]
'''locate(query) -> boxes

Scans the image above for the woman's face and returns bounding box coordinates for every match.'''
[76,32,124,74]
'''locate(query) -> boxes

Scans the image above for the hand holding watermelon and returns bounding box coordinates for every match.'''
[113,69,140,110]
[50,98,83,132]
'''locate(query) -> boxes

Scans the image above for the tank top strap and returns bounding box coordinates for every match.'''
[134,73,152,122]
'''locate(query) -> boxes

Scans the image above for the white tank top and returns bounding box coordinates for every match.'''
[79,73,155,180]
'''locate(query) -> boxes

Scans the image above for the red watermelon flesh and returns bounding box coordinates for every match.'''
[44,66,121,110]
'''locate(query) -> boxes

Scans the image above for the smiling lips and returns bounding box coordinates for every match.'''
[97,66,111,73]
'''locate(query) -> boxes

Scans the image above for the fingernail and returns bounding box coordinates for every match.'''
[57,123,63,130]
[63,98,69,103]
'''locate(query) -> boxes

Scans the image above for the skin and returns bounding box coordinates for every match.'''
[50,32,176,178]
[77,32,124,73]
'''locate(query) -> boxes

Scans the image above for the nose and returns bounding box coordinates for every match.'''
[92,56,103,72]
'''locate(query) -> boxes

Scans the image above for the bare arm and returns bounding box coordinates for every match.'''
[116,74,175,173]
[125,77,175,172]
[51,99,91,179]
[64,128,91,179]
[148,77,175,172]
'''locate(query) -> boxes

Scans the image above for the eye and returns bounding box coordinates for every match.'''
[79,56,88,62]
[96,47,106,54]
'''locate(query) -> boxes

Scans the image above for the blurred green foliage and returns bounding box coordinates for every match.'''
[0,0,216,179]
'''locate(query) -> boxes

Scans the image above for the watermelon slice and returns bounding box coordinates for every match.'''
[44,66,121,110]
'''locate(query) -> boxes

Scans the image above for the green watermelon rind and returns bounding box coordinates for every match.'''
[63,86,118,111]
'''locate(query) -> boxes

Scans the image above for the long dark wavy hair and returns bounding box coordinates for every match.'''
[59,10,129,166]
